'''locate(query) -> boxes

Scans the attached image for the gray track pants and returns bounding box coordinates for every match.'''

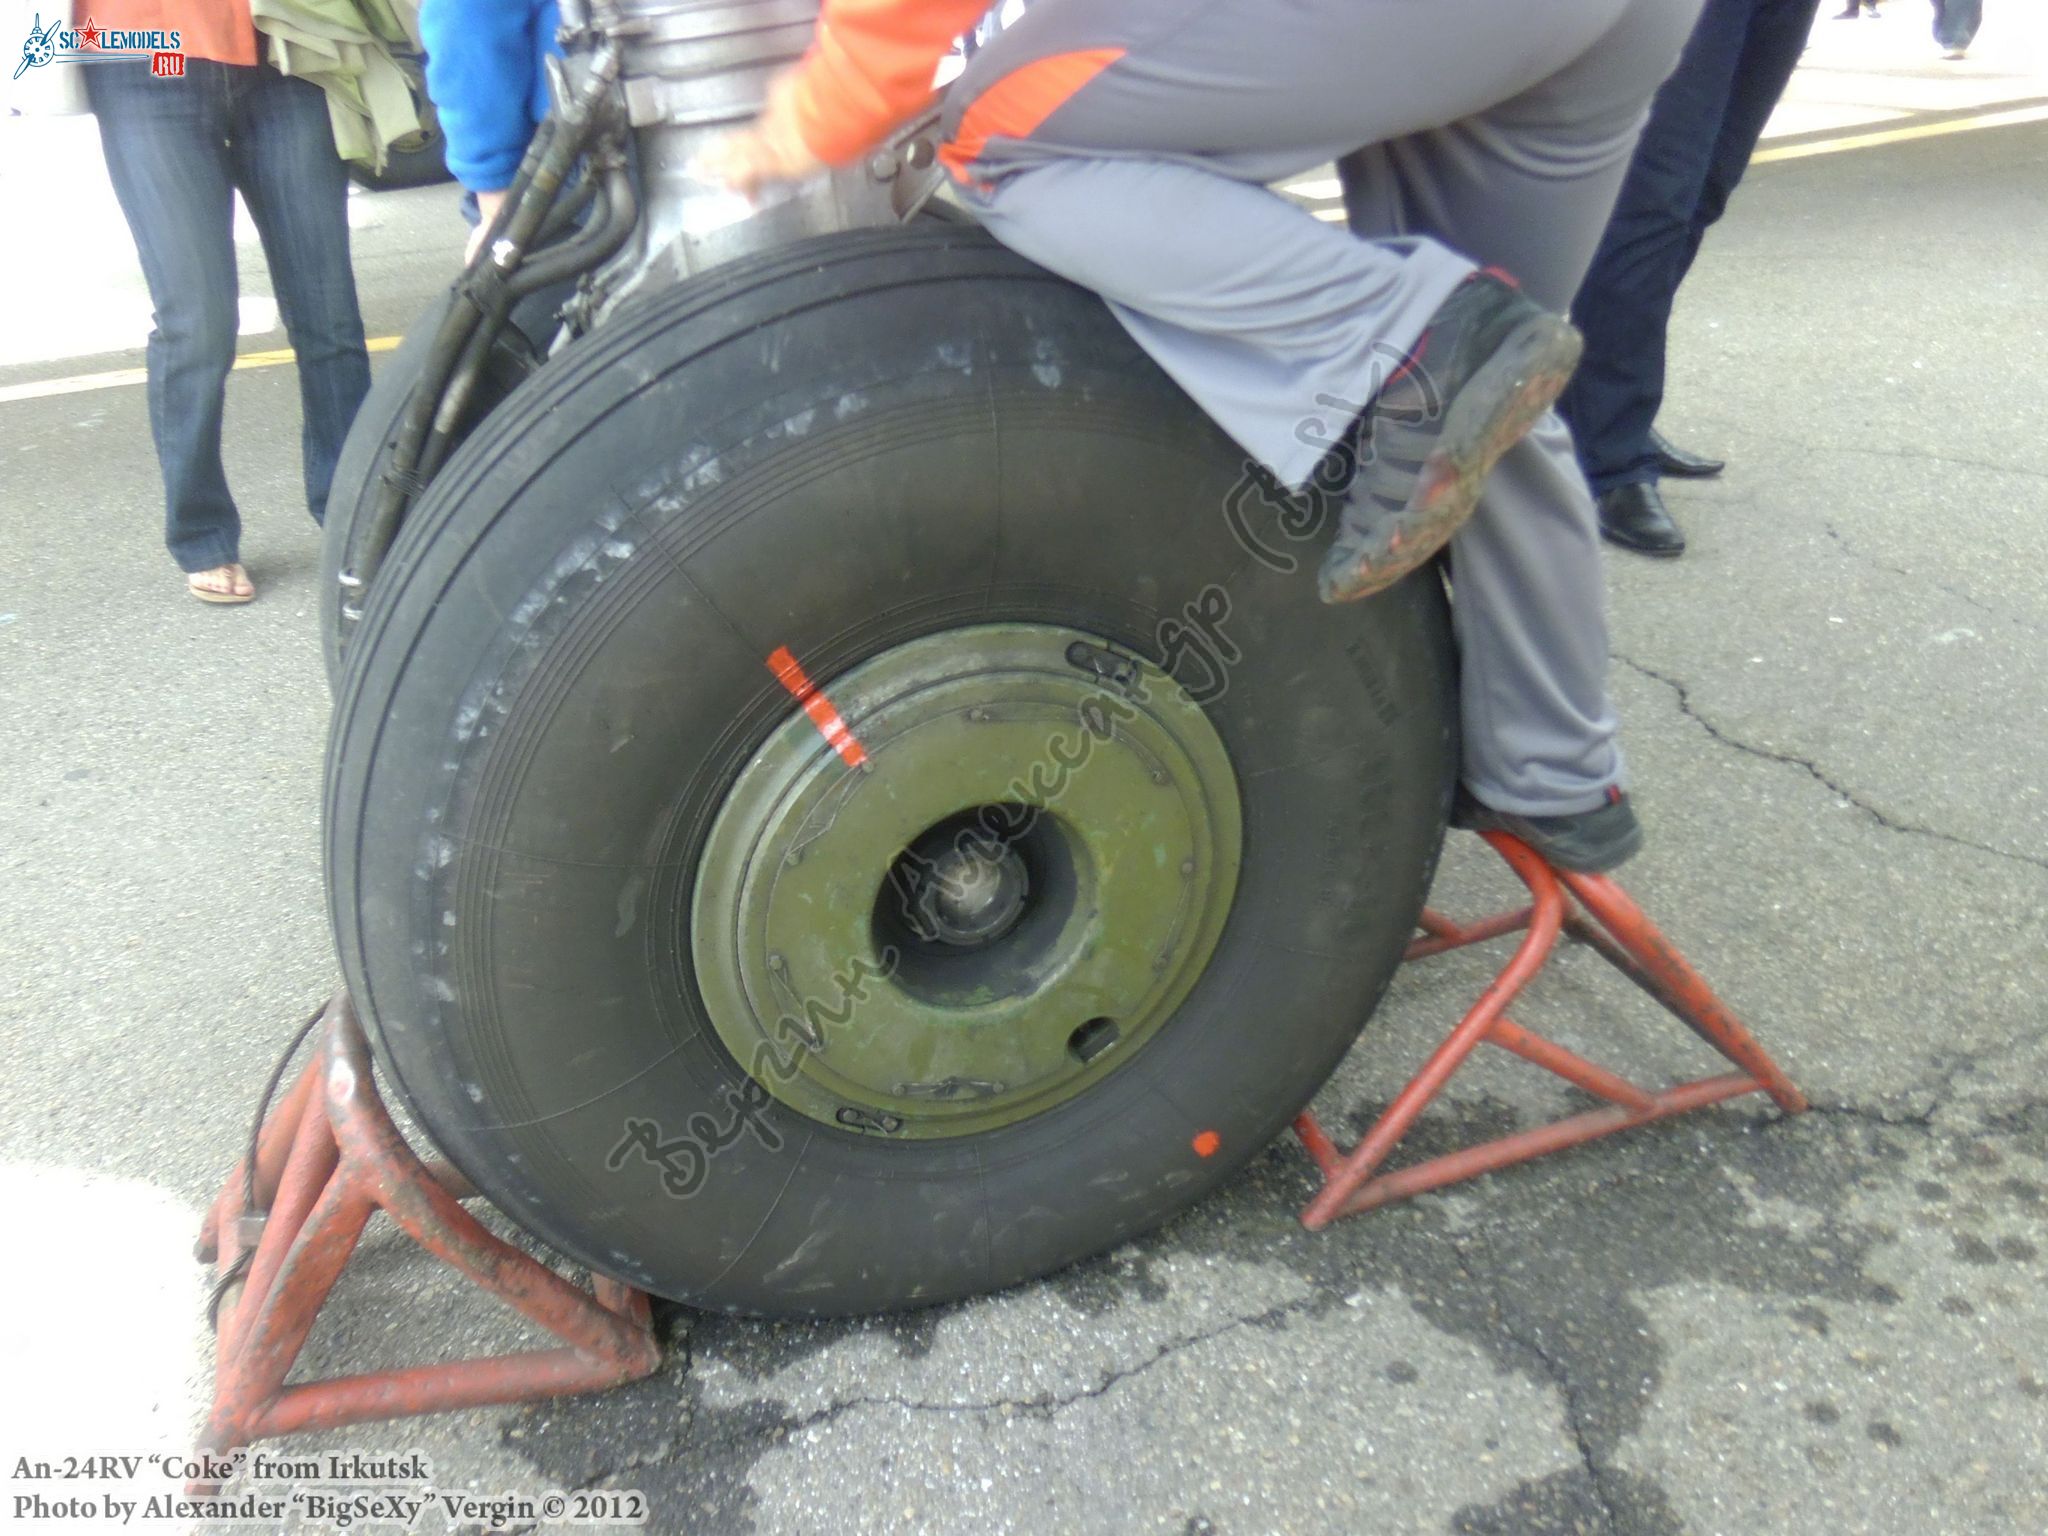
[942,0,1705,814]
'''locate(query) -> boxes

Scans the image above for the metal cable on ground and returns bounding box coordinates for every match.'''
[205,999,329,1332]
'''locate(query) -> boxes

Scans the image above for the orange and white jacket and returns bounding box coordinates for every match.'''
[785,0,1005,164]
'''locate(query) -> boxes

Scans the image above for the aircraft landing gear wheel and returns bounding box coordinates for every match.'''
[326,226,1457,1315]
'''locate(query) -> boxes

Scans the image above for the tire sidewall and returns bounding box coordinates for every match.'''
[328,228,1457,1313]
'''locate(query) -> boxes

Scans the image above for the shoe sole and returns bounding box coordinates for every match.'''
[1319,315,1583,604]
[1549,813,1643,874]
[1600,531,1686,558]
[1455,806,1645,874]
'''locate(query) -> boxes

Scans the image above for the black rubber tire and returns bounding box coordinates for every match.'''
[326,225,1457,1317]
[318,290,540,687]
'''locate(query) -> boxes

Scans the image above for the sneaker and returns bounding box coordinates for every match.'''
[1450,785,1645,874]
[1319,269,1583,604]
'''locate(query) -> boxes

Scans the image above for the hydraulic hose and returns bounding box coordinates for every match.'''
[342,31,627,626]
[415,162,637,486]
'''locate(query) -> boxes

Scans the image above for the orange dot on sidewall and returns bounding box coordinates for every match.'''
[1191,1130,1221,1158]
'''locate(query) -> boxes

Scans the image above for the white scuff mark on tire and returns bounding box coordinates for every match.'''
[763,1226,830,1282]
[616,872,648,938]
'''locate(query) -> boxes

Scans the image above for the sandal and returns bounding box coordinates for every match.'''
[188,563,256,605]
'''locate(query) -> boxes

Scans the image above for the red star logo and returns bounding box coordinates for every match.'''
[77,18,101,48]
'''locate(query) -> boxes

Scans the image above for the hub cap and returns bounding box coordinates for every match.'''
[691,624,1242,1138]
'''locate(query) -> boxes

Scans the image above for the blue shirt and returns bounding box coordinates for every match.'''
[420,0,560,193]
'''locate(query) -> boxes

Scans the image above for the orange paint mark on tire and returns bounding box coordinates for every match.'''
[765,646,868,769]
[1192,1130,1221,1158]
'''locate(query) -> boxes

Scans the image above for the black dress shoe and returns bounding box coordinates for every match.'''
[1598,481,1685,557]
[1648,428,1724,479]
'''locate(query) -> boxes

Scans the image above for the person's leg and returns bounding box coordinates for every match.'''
[1933,0,1982,49]
[941,0,1636,489]
[1678,0,1823,279]
[84,59,244,574]
[955,160,1471,490]
[1958,0,1982,48]
[1557,0,1754,497]
[1342,0,1705,817]
[947,0,1701,837]
[227,63,371,526]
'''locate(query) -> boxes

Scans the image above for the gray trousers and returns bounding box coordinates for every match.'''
[943,0,1705,814]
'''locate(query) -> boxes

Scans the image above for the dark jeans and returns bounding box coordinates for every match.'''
[1932,0,1981,48]
[86,58,370,572]
[1559,0,1821,495]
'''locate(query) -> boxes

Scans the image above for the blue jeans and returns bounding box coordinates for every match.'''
[1931,0,1981,49]
[1559,0,1821,495]
[86,58,370,571]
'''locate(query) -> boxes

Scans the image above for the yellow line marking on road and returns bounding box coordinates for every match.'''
[6,99,2048,407]
[0,334,402,406]
[1752,102,2048,163]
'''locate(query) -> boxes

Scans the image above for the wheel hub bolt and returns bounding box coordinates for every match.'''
[901,829,1030,947]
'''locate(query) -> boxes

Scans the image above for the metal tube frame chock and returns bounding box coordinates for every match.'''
[192,995,661,1478]
[1294,830,1807,1228]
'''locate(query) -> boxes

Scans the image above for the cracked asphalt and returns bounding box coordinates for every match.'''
[3,22,2045,1536]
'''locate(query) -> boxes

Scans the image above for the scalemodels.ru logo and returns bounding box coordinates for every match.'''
[14,12,187,79]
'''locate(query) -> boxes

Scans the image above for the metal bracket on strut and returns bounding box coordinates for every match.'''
[877,110,951,222]
[1293,830,1807,1227]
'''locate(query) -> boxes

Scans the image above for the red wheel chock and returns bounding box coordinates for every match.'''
[189,837,1798,1459]
[1293,831,1807,1229]
[193,994,660,1466]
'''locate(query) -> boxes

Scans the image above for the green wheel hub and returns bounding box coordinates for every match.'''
[691,624,1242,1138]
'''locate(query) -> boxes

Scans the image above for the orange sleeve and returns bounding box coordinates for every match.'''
[784,0,999,166]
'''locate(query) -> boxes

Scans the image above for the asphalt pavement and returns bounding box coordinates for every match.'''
[2,13,2044,1536]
